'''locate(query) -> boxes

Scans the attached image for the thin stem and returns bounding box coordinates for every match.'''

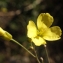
[44,45,50,63]
[40,57,44,63]
[32,45,41,63]
[11,39,36,58]
[35,50,41,63]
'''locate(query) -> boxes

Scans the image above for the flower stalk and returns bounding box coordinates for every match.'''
[44,45,50,63]
[11,39,36,58]
[32,45,41,63]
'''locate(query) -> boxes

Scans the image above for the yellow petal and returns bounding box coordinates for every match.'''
[43,26,62,41]
[37,15,47,33]
[27,20,37,38]
[37,13,54,28]
[51,26,62,36]
[32,37,46,46]
[0,27,5,36]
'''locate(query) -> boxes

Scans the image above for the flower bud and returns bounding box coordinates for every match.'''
[0,27,12,40]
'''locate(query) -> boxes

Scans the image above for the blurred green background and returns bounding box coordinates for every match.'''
[0,0,63,63]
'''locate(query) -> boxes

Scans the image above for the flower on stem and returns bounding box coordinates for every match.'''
[27,13,62,46]
[0,27,12,40]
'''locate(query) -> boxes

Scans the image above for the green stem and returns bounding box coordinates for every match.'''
[11,39,36,58]
[44,45,50,63]
[32,45,41,63]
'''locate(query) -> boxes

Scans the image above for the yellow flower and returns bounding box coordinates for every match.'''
[27,13,62,46]
[0,27,12,40]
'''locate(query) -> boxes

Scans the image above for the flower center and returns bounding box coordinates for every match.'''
[37,30,43,37]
